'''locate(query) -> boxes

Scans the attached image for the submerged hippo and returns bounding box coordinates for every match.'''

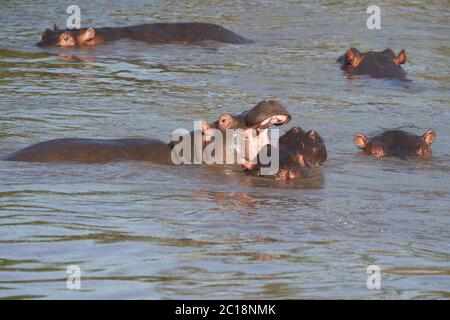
[37,23,252,47]
[354,129,436,159]
[4,100,291,169]
[248,126,327,180]
[337,48,407,79]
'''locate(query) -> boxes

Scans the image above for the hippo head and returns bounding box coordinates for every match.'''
[337,48,407,79]
[279,127,327,164]
[251,126,327,180]
[201,100,291,167]
[37,25,102,47]
[171,100,292,166]
[354,129,436,158]
[274,127,327,180]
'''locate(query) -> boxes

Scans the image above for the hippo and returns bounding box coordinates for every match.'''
[337,48,407,79]
[198,100,292,168]
[4,100,291,169]
[354,129,436,159]
[248,126,327,180]
[37,23,252,47]
[4,137,174,164]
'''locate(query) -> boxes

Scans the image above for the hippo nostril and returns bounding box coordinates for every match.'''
[289,170,300,180]
[371,151,383,157]
[275,170,287,181]
[418,147,431,156]
[370,146,384,157]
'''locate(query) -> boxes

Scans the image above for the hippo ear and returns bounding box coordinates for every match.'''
[198,120,217,143]
[41,29,51,39]
[199,120,211,134]
[307,130,319,140]
[346,48,362,67]
[53,24,60,31]
[80,28,96,41]
[422,129,436,145]
[349,47,362,55]
[354,133,369,149]
[394,50,406,65]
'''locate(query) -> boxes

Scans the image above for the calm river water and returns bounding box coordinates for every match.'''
[0,1,449,299]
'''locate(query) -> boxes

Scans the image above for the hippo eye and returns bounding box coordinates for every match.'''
[59,33,71,42]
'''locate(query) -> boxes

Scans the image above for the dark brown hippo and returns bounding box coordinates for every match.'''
[4,137,174,164]
[4,100,291,168]
[337,48,407,79]
[248,126,327,180]
[354,129,436,159]
[37,23,252,47]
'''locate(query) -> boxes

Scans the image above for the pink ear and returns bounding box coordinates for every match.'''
[422,129,436,145]
[82,28,96,41]
[346,48,355,59]
[346,48,361,67]
[354,133,369,149]
[199,120,216,138]
[308,130,318,139]
[200,120,210,133]
[394,50,406,65]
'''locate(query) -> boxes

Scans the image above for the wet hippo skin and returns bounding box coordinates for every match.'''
[37,23,253,47]
[4,138,173,164]
[4,100,291,167]
[337,48,407,79]
[249,126,327,180]
[354,129,436,158]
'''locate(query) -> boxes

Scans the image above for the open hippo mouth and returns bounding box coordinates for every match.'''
[239,100,292,165]
[205,100,291,139]
[253,114,291,130]
[242,100,292,129]
[198,100,292,170]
